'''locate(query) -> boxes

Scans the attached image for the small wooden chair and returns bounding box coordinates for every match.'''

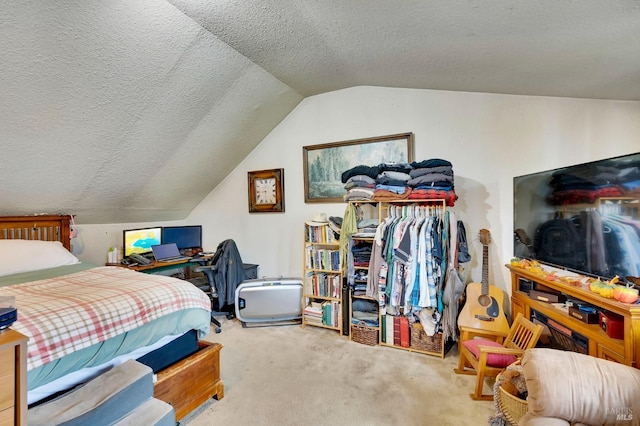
[454,313,543,400]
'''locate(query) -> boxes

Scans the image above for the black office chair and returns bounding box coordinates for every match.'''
[192,239,246,333]
[187,272,224,333]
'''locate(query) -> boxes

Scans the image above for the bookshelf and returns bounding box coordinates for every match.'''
[302,221,342,332]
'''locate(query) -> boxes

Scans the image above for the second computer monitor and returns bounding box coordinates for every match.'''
[162,225,202,251]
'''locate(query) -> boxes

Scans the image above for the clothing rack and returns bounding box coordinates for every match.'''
[375,199,459,357]
[383,199,446,220]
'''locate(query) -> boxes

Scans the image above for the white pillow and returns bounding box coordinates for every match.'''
[0,239,80,277]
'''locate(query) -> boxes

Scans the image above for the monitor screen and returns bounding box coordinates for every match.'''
[162,225,202,250]
[123,227,162,257]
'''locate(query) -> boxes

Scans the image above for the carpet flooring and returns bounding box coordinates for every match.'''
[182,317,495,425]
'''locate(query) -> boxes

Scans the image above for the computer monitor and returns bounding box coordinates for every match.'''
[123,227,162,257]
[162,225,202,251]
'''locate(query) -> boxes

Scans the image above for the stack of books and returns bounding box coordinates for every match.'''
[303,302,323,325]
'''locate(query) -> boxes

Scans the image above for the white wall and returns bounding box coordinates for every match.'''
[77,86,640,297]
[72,219,186,265]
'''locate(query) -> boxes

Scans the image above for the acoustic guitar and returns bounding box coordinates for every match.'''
[457,229,509,334]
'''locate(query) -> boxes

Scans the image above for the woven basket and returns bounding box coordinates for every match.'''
[409,323,443,353]
[496,373,528,426]
[351,321,378,346]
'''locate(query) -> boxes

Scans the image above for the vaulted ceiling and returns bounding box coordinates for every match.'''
[2,1,639,223]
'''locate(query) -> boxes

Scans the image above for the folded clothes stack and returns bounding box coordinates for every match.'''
[342,165,379,202]
[352,218,378,238]
[351,299,379,327]
[340,159,458,206]
[328,216,342,236]
[406,159,458,206]
[351,243,372,267]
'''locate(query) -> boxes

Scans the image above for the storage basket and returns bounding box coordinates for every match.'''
[409,323,443,353]
[351,321,378,346]
[496,372,528,426]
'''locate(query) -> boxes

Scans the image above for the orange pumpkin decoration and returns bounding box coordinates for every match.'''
[613,284,639,304]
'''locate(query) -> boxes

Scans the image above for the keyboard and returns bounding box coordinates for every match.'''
[156,256,191,263]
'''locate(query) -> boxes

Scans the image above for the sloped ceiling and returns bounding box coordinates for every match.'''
[2,1,639,224]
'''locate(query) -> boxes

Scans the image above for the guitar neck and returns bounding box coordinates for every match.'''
[482,245,489,295]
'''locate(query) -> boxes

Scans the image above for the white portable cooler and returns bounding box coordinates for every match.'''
[234,278,303,327]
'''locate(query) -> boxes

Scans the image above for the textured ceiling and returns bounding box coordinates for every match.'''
[2,1,639,223]
[173,0,640,100]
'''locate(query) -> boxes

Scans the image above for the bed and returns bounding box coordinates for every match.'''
[0,215,223,420]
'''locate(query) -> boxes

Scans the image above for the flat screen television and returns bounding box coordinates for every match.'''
[162,225,202,251]
[513,152,640,281]
[123,227,162,257]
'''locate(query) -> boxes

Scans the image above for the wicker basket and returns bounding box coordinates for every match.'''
[409,323,443,353]
[496,373,528,426]
[351,321,378,346]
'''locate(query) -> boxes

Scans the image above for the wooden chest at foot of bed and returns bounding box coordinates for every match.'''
[154,340,223,420]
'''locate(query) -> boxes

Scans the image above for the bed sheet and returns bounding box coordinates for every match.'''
[27,332,185,405]
[0,262,94,286]
[0,264,211,393]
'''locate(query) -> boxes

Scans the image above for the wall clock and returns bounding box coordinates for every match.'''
[248,168,285,213]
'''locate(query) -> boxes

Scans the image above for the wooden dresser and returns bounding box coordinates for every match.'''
[0,329,28,426]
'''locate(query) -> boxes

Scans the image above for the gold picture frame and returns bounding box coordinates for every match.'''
[303,132,414,203]
[248,168,285,213]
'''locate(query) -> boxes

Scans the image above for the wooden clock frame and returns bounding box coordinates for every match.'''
[247,168,285,213]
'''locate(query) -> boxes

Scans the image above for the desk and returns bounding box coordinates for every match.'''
[106,256,214,277]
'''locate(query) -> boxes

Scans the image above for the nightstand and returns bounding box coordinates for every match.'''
[0,329,28,426]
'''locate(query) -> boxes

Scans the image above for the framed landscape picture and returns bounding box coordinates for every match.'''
[303,132,414,203]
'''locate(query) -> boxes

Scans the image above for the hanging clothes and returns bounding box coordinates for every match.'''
[363,201,464,339]
[340,203,358,273]
[442,212,469,342]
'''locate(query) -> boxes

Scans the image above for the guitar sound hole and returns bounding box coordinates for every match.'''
[478,294,491,307]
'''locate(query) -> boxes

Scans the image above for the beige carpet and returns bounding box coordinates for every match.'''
[182,317,495,426]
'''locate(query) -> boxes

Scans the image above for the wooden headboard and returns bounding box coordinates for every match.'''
[0,215,72,251]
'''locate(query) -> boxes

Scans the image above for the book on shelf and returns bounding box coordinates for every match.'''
[399,316,410,348]
[320,300,340,327]
[385,315,394,344]
[322,302,331,325]
[393,316,401,346]
[381,315,386,343]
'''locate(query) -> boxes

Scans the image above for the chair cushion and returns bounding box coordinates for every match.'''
[462,339,517,367]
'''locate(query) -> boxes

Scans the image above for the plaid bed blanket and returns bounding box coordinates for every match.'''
[0,266,211,370]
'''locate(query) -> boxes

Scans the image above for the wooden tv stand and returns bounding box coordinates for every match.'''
[507,265,640,367]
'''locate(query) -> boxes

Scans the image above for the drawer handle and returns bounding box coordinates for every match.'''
[571,312,583,319]
[537,296,549,302]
